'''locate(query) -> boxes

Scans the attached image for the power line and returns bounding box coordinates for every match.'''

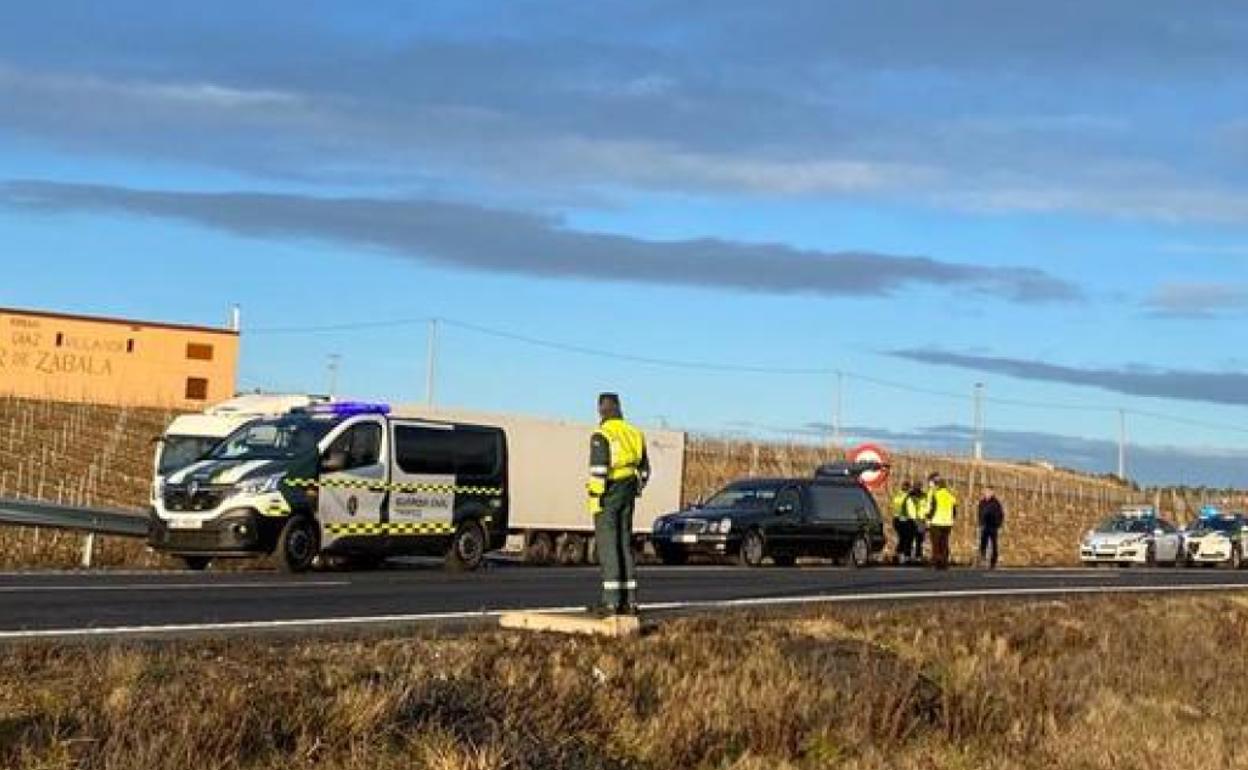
[241,313,1248,437]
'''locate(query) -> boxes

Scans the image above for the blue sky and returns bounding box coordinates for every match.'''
[1,1,1247,486]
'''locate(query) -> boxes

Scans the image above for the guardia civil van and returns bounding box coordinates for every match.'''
[149,402,510,572]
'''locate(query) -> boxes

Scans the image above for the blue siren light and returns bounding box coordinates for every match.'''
[308,401,392,418]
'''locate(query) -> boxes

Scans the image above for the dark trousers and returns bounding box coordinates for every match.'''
[894,519,916,562]
[913,525,927,562]
[930,525,952,570]
[595,478,638,609]
[979,527,1000,568]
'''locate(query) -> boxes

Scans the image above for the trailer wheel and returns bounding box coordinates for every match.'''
[557,533,588,565]
[446,519,488,572]
[179,556,211,572]
[525,532,556,565]
[277,516,320,573]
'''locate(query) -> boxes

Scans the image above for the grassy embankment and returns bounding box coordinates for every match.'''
[0,395,1222,570]
[3,596,1247,769]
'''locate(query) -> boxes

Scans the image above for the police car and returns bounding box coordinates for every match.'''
[149,402,509,572]
[1079,506,1184,567]
[1181,508,1248,569]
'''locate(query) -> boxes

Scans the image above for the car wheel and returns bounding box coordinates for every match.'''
[657,546,688,566]
[849,535,872,568]
[738,529,767,567]
[277,515,320,573]
[179,555,211,572]
[446,519,488,572]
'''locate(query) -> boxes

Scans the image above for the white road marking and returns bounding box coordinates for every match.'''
[0,581,349,593]
[2,582,1248,641]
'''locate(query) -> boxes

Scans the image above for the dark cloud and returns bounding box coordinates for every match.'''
[0,180,1081,303]
[2,3,1248,218]
[891,349,1248,407]
[1143,282,1248,318]
[792,422,1248,488]
[730,418,1247,487]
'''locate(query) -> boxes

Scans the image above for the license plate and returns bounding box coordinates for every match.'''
[673,534,698,544]
[168,516,204,530]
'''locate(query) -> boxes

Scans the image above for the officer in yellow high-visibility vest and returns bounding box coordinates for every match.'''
[890,481,916,564]
[925,473,958,570]
[587,393,650,616]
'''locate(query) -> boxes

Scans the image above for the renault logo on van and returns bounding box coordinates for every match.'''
[188,480,200,498]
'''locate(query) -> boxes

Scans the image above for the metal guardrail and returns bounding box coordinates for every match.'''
[0,498,150,539]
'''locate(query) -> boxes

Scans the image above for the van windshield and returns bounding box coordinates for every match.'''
[208,417,336,462]
[158,435,222,475]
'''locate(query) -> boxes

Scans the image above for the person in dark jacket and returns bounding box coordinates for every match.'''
[977,487,1005,569]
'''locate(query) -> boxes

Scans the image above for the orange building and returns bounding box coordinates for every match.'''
[0,307,239,409]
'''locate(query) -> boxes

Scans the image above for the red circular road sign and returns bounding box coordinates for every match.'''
[849,443,891,490]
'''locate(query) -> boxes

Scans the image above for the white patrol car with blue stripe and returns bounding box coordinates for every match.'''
[1079,506,1184,567]
[149,402,509,572]
[1182,508,1248,569]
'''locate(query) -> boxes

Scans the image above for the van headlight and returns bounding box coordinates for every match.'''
[236,473,285,496]
[718,518,733,534]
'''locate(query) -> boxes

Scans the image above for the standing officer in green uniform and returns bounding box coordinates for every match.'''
[587,393,650,616]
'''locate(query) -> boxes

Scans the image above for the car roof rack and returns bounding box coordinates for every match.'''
[814,461,888,479]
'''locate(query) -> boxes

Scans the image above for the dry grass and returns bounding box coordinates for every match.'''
[2,595,1247,769]
[0,396,1239,570]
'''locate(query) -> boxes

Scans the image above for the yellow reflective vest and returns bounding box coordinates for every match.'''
[891,490,910,520]
[587,418,650,513]
[929,487,958,527]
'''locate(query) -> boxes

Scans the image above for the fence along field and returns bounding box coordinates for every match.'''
[0,395,1215,570]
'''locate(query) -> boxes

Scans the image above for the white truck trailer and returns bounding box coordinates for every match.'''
[407,405,687,564]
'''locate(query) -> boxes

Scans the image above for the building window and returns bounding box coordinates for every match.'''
[185,377,209,401]
[55,332,64,347]
[186,342,214,361]
[126,339,135,354]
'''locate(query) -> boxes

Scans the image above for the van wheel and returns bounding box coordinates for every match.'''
[739,529,767,568]
[849,535,872,568]
[446,519,488,572]
[277,516,320,573]
[179,556,211,572]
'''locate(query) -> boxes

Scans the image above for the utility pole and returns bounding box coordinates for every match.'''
[972,382,985,461]
[425,318,439,407]
[832,370,844,450]
[327,354,341,398]
[1117,409,1128,480]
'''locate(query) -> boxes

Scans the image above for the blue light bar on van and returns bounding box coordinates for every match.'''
[306,402,391,418]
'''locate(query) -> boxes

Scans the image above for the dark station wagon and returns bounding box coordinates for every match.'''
[651,463,887,567]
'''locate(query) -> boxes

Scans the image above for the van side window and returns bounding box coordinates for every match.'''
[394,425,502,477]
[326,423,383,472]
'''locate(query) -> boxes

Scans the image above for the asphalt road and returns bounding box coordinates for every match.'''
[3,564,1248,641]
